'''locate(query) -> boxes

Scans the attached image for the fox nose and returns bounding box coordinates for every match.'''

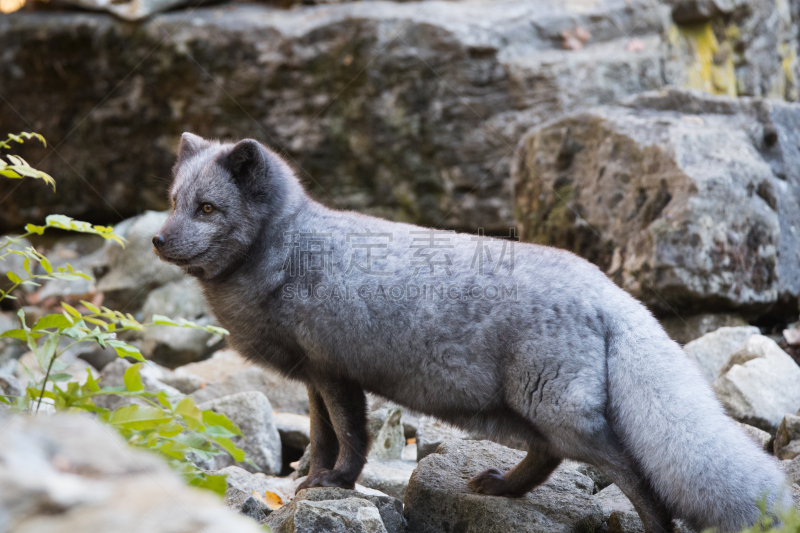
[152,235,165,249]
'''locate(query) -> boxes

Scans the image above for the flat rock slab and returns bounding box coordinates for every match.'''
[683,326,761,383]
[404,440,602,533]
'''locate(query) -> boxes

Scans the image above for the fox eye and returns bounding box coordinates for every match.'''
[201,203,214,214]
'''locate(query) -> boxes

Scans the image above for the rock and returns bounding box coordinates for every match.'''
[140,278,218,368]
[0,413,264,533]
[0,0,677,235]
[566,461,612,493]
[713,335,800,431]
[266,487,406,533]
[157,371,206,395]
[683,326,761,382]
[661,313,748,345]
[14,352,99,391]
[77,345,119,371]
[415,416,470,461]
[215,465,297,522]
[93,358,179,411]
[54,0,195,21]
[292,445,311,479]
[357,459,417,501]
[734,421,773,453]
[285,498,388,533]
[402,443,417,461]
[198,391,283,475]
[783,455,800,485]
[404,440,602,533]
[0,372,22,397]
[94,212,184,311]
[191,366,310,415]
[368,407,405,460]
[175,349,251,381]
[594,484,643,533]
[775,413,800,460]
[513,88,800,320]
[274,412,311,451]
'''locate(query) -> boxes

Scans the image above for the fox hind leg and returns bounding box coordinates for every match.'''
[468,441,561,497]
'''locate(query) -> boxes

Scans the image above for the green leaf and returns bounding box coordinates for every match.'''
[0,328,28,341]
[175,397,203,430]
[80,300,101,314]
[202,410,243,437]
[210,435,246,462]
[49,373,73,382]
[61,302,82,318]
[151,314,178,326]
[106,340,145,362]
[123,363,144,392]
[105,404,173,430]
[32,314,73,331]
[35,332,59,372]
[188,473,228,496]
[6,271,20,284]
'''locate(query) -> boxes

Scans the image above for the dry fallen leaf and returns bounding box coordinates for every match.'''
[252,490,285,510]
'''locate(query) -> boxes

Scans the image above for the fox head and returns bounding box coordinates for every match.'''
[153,132,302,279]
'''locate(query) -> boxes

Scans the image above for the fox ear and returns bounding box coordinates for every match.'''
[176,132,209,164]
[227,139,268,191]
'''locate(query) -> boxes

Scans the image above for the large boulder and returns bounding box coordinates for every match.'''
[0,413,264,533]
[191,367,310,415]
[683,326,761,382]
[94,211,184,311]
[0,0,682,235]
[404,439,603,533]
[198,391,283,475]
[415,416,470,461]
[660,313,747,345]
[266,487,406,533]
[513,88,800,319]
[713,335,800,431]
[140,278,219,368]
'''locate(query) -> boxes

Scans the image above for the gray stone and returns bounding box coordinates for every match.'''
[775,413,800,460]
[217,465,298,505]
[661,313,748,345]
[94,212,184,311]
[198,391,283,475]
[513,88,800,319]
[157,371,206,395]
[713,335,800,431]
[566,461,612,492]
[141,278,218,368]
[683,326,761,382]
[191,366,310,415]
[0,372,22,398]
[404,439,602,533]
[734,421,773,453]
[594,484,643,533]
[368,407,405,461]
[266,487,405,533]
[274,412,311,451]
[288,498,387,533]
[415,416,470,461]
[358,459,417,501]
[0,413,264,533]
[782,455,800,485]
[293,445,312,479]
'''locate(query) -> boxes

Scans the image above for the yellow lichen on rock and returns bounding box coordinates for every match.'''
[676,22,737,97]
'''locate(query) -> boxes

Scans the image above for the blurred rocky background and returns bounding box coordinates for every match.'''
[3,0,800,530]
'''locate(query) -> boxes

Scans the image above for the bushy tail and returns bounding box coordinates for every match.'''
[606,317,791,532]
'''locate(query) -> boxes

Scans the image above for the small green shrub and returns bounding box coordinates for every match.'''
[0,132,244,495]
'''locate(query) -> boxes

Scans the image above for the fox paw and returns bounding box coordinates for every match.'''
[468,468,512,496]
[296,469,355,493]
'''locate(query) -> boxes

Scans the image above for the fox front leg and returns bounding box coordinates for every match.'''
[296,379,369,491]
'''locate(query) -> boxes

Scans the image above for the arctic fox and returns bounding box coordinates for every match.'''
[153,133,791,532]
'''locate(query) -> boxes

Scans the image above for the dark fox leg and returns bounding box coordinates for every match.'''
[468,440,561,497]
[296,386,339,492]
[297,378,369,490]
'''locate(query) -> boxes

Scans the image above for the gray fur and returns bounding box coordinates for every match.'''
[155,133,791,532]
